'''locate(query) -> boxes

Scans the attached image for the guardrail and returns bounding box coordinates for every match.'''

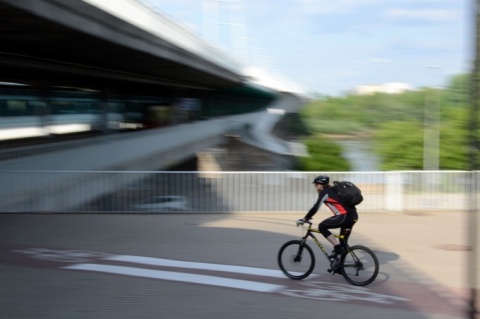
[0,171,478,213]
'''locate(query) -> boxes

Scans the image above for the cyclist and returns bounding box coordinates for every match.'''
[297,175,358,258]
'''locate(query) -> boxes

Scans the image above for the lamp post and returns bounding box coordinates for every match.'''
[467,2,480,318]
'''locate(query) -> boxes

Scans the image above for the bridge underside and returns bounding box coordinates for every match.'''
[0,0,244,94]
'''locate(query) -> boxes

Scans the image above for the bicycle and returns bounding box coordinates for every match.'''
[277,220,379,286]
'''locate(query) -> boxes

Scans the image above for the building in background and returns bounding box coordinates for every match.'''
[354,82,413,95]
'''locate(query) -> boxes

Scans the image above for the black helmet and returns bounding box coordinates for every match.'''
[312,175,329,185]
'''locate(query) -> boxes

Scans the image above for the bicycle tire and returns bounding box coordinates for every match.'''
[340,245,379,286]
[277,240,315,280]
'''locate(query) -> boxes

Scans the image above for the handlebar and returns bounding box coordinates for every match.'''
[296,219,312,227]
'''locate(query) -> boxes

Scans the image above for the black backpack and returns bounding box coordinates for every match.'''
[333,181,363,206]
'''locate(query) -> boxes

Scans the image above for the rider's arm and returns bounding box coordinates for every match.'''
[304,191,325,220]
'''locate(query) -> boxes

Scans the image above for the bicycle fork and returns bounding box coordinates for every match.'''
[294,238,308,262]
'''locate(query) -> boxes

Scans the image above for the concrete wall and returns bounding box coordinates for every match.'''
[0,112,258,211]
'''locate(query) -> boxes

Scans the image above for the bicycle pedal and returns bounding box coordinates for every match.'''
[328,268,341,275]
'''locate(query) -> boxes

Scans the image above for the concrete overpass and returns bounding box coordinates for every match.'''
[0,0,307,164]
[0,0,307,211]
[0,94,306,212]
[0,0,245,92]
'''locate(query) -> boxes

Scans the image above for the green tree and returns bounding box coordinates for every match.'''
[439,106,469,170]
[374,121,424,170]
[297,136,350,171]
[298,73,471,171]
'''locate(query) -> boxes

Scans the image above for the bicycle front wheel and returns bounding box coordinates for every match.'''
[277,240,315,280]
[340,245,379,286]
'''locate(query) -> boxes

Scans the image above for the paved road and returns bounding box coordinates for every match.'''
[0,211,476,319]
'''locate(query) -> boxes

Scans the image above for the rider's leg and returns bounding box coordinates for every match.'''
[322,214,358,273]
[319,215,346,254]
[324,235,344,256]
[324,233,345,256]
[326,234,339,246]
[340,212,358,247]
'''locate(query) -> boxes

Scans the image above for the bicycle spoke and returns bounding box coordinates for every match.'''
[340,245,379,286]
[278,240,315,280]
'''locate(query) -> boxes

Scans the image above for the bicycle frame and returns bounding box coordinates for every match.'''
[301,225,346,261]
[279,221,380,285]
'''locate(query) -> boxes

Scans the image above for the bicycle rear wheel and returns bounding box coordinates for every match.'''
[340,245,379,286]
[277,240,315,280]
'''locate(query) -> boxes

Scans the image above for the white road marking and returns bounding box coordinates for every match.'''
[105,255,290,278]
[11,248,407,305]
[6,247,419,306]
[64,263,284,293]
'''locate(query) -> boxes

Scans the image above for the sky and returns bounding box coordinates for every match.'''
[139,0,471,96]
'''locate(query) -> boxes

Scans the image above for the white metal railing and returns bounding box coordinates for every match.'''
[0,171,478,213]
